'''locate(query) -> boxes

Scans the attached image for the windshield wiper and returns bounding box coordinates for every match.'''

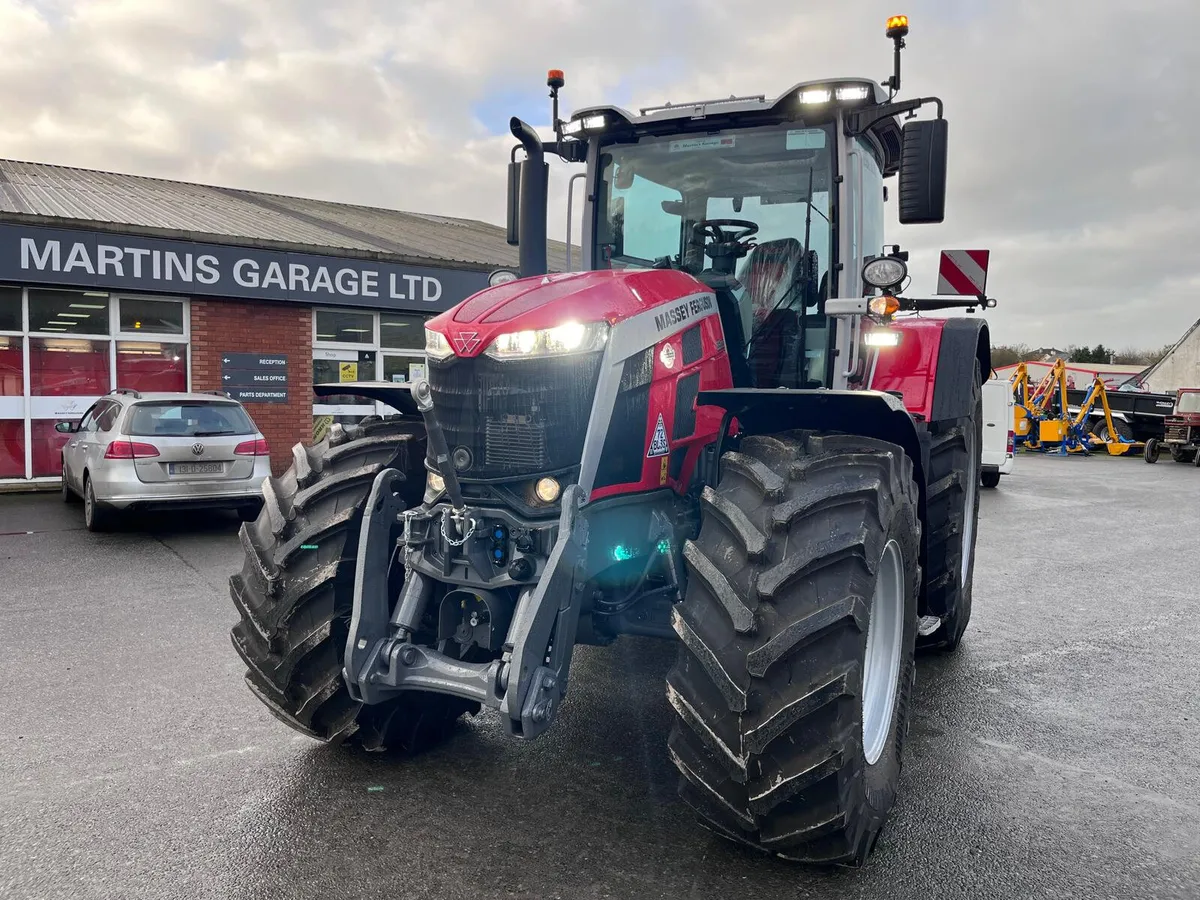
[193,430,236,436]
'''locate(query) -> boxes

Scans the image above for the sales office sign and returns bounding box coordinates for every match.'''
[0,224,491,313]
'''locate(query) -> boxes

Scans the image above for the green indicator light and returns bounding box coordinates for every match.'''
[657,539,670,555]
[300,544,319,550]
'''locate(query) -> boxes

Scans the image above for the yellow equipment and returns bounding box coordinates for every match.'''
[1009,359,1144,456]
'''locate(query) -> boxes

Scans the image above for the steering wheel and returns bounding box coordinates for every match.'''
[696,219,759,244]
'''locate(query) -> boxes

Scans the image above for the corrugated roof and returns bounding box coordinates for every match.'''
[0,158,573,271]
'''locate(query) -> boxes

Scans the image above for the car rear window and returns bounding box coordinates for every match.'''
[126,401,256,437]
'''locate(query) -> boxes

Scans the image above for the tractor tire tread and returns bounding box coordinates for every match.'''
[228,417,470,751]
[666,429,921,865]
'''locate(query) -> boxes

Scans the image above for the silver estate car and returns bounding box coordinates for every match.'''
[57,388,270,531]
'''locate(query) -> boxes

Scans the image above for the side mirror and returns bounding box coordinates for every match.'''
[898,118,948,224]
[55,421,75,433]
[506,160,521,245]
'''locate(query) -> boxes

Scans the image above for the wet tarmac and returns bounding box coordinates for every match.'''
[2,453,1199,899]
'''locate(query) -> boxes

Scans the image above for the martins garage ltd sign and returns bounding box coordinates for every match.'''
[0,224,490,312]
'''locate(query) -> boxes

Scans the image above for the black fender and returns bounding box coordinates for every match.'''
[313,380,420,417]
[698,386,932,527]
[930,317,991,423]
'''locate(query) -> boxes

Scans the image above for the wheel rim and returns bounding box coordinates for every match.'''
[862,539,904,766]
[961,430,978,586]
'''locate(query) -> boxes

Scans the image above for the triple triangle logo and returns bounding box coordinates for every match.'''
[646,413,670,458]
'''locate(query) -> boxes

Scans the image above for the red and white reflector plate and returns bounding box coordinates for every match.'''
[937,250,990,296]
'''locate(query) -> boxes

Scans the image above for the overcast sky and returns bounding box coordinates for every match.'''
[0,0,1196,350]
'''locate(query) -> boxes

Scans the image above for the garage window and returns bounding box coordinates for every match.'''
[119,298,184,335]
[28,288,111,335]
[315,309,375,344]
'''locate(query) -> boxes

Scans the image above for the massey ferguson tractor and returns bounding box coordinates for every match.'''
[229,16,992,866]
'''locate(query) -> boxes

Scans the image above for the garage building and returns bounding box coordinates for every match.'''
[0,158,570,484]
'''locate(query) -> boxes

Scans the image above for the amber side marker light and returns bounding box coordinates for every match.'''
[868,296,901,317]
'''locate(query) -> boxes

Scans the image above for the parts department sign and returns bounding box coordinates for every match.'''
[0,224,490,312]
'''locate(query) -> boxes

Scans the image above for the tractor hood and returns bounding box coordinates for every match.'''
[425,269,709,358]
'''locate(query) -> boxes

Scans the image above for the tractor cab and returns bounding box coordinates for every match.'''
[501,14,956,395]
[1174,388,1200,420]
[585,113,841,390]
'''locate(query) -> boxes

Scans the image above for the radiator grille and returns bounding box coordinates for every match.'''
[427,351,603,478]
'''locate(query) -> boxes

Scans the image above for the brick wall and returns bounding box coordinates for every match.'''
[190,299,312,476]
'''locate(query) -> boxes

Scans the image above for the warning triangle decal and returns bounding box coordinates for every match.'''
[647,413,670,458]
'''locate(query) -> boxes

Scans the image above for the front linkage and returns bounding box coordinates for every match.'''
[342,380,597,740]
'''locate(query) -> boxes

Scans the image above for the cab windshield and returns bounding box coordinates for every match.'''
[1178,391,1200,414]
[594,122,835,337]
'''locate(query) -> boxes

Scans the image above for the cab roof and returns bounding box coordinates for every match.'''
[568,78,903,174]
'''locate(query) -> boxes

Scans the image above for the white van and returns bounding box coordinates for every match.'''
[981,377,1016,487]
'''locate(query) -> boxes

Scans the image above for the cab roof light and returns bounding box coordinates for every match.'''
[799,88,832,104]
[887,15,910,39]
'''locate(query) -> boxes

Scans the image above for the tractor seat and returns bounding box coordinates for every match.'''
[735,238,809,388]
[736,237,806,337]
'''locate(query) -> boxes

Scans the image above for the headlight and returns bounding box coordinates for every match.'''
[864,330,901,347]
[862,256,908,290]
[485,321,609,360]
[425,328,454,360]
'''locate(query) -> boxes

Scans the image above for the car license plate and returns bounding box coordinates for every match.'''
[169,462,223,475]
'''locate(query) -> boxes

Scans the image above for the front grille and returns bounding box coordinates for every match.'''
[427,352,604,479]
[1165,425,1189,443]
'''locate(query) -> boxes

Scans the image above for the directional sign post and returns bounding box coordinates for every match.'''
[220,352,289,404]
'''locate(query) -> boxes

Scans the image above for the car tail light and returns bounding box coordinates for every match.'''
[1007,430,1016,455]
[105,440,160,459]
[234,438,270,456]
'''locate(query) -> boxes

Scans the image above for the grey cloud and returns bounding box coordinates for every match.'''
[0,0,1195,348]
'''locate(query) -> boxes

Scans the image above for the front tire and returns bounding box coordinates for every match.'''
[666,431,920,865]
[1144,438,1160,463]
[228,419,477,751]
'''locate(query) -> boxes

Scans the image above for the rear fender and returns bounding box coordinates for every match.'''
[872,317,990,423]
[313,380,420,417]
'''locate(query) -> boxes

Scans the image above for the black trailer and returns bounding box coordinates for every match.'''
[1066,387,1177,442]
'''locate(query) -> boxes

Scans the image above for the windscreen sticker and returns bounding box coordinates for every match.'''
[647,413,670,458]
[786,129,826,150]
[669,136,736,153]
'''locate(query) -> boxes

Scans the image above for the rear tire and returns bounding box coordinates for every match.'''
[83,476,112,532]
[228,419,477,751]
[980,469,1000,489]
[1095,418,1134,442]
[666,431,920,865]
[915,373,982,653]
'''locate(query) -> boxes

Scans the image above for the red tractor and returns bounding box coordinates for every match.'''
[230,17,992,866]
[1144,388,1200,464]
